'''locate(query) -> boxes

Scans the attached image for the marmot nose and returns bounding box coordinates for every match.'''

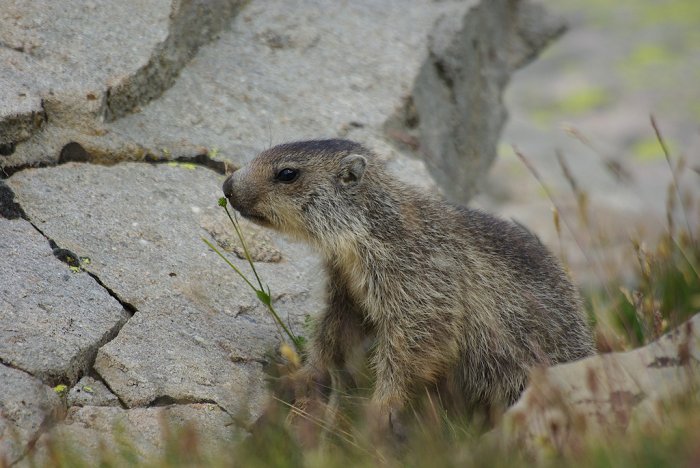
[222,174,236,199]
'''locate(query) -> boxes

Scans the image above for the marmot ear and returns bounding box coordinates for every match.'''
[338,154,367,186]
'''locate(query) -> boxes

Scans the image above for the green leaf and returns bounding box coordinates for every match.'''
[218,197,228,207]
[256,289,271,306]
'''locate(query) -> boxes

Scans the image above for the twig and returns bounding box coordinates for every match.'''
[564,126,632,183]
[651,115,695,246]
[271,397,382,460]
[556,150,589,227]
[513,146,610,295]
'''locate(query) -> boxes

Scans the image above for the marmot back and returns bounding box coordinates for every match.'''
[223,139,594,419]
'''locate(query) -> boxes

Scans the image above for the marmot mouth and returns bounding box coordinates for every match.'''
[237,210,269,226]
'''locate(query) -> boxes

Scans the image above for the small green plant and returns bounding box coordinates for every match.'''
[202,197,305,353]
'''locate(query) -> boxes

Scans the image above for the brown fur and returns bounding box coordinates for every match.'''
[223,139,594,419]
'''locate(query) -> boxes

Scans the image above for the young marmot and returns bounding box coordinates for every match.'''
[222,139,594,423]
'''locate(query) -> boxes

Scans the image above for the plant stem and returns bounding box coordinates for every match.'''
[201,237,256,291]
[264,302,303,351]
[651,115,695,247]
[202,236,302,350]
[204,199,305,352]
[223,205,265,292]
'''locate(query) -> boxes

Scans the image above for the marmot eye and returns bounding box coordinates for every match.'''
[275,168,299,183]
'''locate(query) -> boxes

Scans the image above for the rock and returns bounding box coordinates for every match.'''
[0,0,245,170]
[498,313,700,457]
[0,218,129,385]
[105,0,568,202]
[6,162,323,420]
[2,0,562,199]
[401,0,565,204]
[200,212,283,263]
[108,0,472,168]
[103,0,248,122]
[67,376,121,408]
[31,404,237,465]
[0,91,45,150]
[0,364,62,465]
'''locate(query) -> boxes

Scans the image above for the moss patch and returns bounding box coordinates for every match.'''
[531,86,611,125]
[632,136,677,162]
[558,87,610,114]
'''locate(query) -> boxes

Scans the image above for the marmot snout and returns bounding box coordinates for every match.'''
[222,139,594,421]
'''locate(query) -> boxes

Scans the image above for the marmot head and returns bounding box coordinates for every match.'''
[222,139,375,245]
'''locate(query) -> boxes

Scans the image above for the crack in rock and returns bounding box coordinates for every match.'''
[0,0,246,174]
[1,140,233,180]
[0,214,131,388]
[150,395,221,408]
[1,161,54,179]
[104,0,247,121]
[29,219,139,318]
[92,378,130,410]
[83,271,138,317]
[146,395,242,429]
[0,181,27,219]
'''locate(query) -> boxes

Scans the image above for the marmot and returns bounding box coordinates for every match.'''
[222,139,594,424]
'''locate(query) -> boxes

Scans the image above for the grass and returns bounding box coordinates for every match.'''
[588,118,699,349]
[201,197,305,353]
[18,119,700,467]
[29,393,700,467]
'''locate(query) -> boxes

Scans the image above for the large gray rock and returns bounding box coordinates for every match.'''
[0,364,62,465]
[498,313,700,457]
[30,404,237,466]
[103,0,247,122]
[0,0,245,169]
[0,218,128,385]
[108,0,472,165]
[2,0,563,198]
[7,162,323,420]
[400,0,565,203]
